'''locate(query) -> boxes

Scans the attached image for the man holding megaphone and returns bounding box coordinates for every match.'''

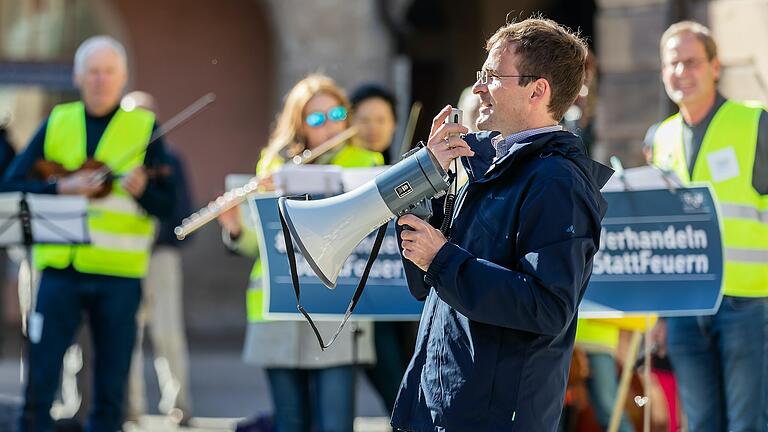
[390,18,613,432]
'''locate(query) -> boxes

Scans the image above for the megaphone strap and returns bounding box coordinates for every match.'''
[278,206,389,351]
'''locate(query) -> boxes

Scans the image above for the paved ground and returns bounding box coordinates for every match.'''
[122,415,392,432]
[0,334,391,431]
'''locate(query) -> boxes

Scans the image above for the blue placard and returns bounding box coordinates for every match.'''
[252,196,423,320]
[580,185,724,317]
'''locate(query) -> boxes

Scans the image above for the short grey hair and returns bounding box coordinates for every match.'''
[660,21,718,61]
[73,35,127,77]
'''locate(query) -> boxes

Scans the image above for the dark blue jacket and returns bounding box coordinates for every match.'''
[391,130,612,432]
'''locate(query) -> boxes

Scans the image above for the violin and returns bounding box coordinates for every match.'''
[32,158,171,199]
[29,93,216,199]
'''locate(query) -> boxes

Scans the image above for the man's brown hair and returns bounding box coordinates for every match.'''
[486,18,588,121]
[660,21,718,61]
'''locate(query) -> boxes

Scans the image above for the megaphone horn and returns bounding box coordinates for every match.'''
[278,146,450,288]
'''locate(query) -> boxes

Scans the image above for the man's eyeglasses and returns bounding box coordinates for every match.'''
[305,106,348,128]
[476,70,540,85]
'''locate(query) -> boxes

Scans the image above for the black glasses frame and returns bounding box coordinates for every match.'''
[476,70,540,85]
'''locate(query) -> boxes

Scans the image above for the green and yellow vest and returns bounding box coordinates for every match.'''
[245,144,384,322]
[33,101,156,279]
[653,100,768,297]
[575,318,620,353]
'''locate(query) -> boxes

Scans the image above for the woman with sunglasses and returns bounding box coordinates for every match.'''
[258,75,383,172]
[218,74,383,432]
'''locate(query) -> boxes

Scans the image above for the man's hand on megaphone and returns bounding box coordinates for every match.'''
[398,214,447,272]
[427,105,473,171]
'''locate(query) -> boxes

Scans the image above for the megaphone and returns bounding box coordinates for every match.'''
[278,146,450,288]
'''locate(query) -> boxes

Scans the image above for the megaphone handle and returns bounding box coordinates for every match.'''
[440,164,459,238]
[278,209,389,350]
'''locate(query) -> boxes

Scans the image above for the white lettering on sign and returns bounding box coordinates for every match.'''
[593,225,711,275]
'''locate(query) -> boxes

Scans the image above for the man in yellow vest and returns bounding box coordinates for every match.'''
[651,21,768,431]
[3,36,176,432]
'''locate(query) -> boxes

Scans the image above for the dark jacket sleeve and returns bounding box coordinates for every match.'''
[135,124,176,218]
[424,175,599,336]
[171,153,193,220]
[154,151,193,246]
[1,120,58,194]
[0,128,17,177]
[753,110,768,195]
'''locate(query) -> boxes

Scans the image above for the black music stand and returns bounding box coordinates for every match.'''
[0,193,89,432]
[0,192,89,336]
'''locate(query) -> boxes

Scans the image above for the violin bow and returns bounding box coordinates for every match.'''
[91,92,216,183]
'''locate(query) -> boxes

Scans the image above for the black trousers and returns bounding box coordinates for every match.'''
[19,268,141,432]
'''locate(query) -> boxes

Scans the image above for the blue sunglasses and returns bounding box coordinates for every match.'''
[305,106,347,128]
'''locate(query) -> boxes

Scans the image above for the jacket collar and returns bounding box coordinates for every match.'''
[463,130,613,189]
[461,131,498,182]
[475,131,571,183]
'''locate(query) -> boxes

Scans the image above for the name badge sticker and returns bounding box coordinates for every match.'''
[706,146,739,182]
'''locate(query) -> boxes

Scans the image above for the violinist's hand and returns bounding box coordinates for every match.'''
[217,206,242,239]
[398,214,447,271]
[56,170,105,198]
[121,166,148,198]
[427,105,473,171]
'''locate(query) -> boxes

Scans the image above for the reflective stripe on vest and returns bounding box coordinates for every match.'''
[719,203,768,223]
[33,101,156,278]
[653,100,768,297]
[245,143,384,322]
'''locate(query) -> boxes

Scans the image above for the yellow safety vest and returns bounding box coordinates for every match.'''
[575,319,620,353]
[653,100,768,297]
[575,316,657,353]
[245,144,384,322]
[33,101,156,278]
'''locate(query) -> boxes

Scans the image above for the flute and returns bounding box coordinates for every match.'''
[174,126,358,239]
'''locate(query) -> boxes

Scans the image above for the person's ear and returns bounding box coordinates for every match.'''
[530,78,549,101]
[529,78,551,114]
[711,57,721,82]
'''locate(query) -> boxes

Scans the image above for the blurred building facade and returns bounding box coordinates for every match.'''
[0,0,766,338]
